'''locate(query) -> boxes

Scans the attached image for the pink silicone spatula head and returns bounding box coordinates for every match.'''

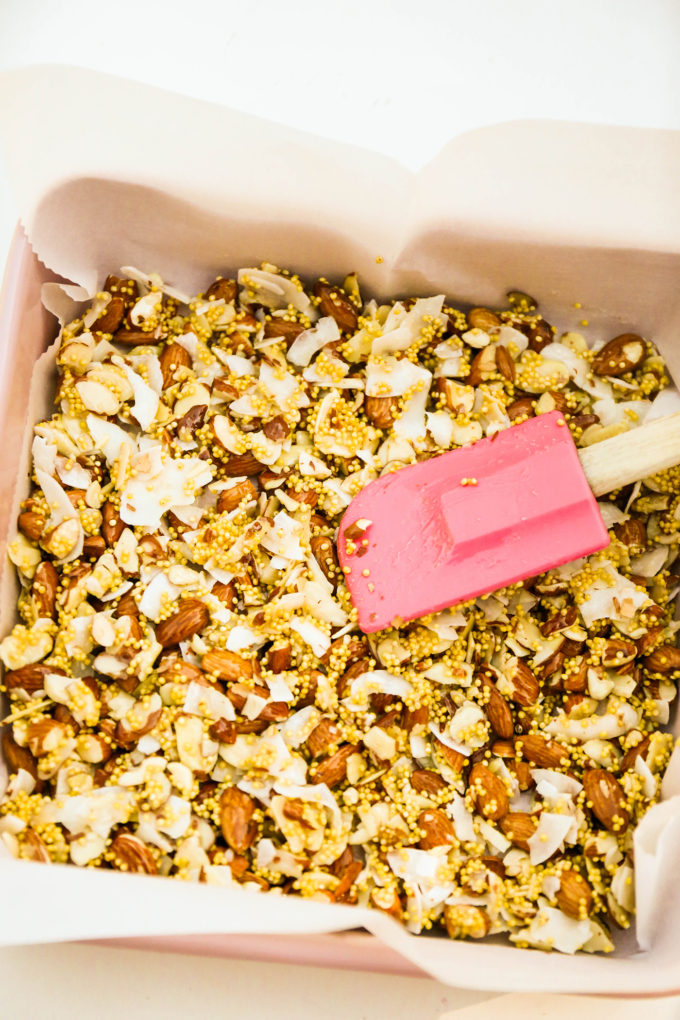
[338,411,609,633]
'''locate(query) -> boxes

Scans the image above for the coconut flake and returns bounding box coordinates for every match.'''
[579,564,648,627]
[238,267,314,316]
[138,571,182,622]
[511,903,593,954]
[183,681,236,721]
[392,365,432,444]
[372,296,445,356]
[86,415,132,465]
[226,625,262,651]
[113,355,159,430]
[287,317,340,366]
[528,813,575,865]
[343,670,412,712]
[290,617,330,657]
[261,511,304,561]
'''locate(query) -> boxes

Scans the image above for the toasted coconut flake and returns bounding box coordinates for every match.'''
[579,564,649,627]
[238,267,314,316]
[372,296,445,356]
[511,903,593,954]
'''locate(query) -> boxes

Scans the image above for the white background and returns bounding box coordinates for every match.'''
[1,1,680,1016]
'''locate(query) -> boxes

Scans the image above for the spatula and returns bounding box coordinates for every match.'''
[338,409,680,633]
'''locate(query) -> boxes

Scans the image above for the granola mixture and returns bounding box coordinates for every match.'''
[1,266,678,954]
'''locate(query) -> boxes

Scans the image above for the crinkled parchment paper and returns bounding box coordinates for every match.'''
[1,64,680,994]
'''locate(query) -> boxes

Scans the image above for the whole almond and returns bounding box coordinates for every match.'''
[468,307,501,331]
[91,295,126,333]
[517,734,570,768]
[263,319,305,343]
[202,648,253,681]
[583,768,630,831]
[310,535,339,586]
[313,281,358,333]
[104,275,139,303]
[507,396,535,421]
[32,561,59,619]
[111,831,157,874]
[411,768,448,795]
[499,811,539,851]
[507,660,540,706]
[18,510,46,542]
[402,704,429,732]
[468,763,509,821]
[205,278,237,303]
[519,316,553,352]
[4,663,58,695]
[217,479,258,513]
[480,676,514,739]
[312,743,360,787]
[220,787,257,852]
[556,869,594,919]
[364,395,398,429]
[155,598,209,648]
[495,345,516,382]
[102,500,125,546]
[307,717,342,757]
[224,452,266,476]
[418,808,457,849]
[209,718,237,744]
[592,334,646,376]
[643,644,680,674]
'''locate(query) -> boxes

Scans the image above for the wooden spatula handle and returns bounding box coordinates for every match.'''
[577,411,680,497]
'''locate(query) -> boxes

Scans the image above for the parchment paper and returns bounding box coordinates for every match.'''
[1,63,680,995]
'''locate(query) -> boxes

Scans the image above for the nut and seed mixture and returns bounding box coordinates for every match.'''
[1,265,678,953]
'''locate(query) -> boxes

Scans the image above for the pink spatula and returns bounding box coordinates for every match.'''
[338,410,680,633]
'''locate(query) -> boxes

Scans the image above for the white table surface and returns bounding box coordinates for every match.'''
[2,1,680,1016]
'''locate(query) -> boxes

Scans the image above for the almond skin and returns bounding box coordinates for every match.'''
[91,295,125,333]
[418,808,457,849]
[468,307,501,331]
[216,479,258,514]
[364,395,398,428]
[224,452,266,476]
[155,598,210,648]
[434,737,466,773]
[32,560,59,619]
[643,644,680,674]
[583,768,630,832]
[592,333,646,376]
[111,831,157,874]
[601,639,637,670]
[18,510,46,542]
[507,660,540,706]
[2,727,39,781]
[516,734,570,768]
[310,535,339,586]
[263,319,305,343]
[556,869,593,919]
[312,743,360,787]
[265,643,292,672]
[307,717,342,757]
[262,415,290,441]
[202,649,253,682]
[495,345,516,382]
[612,517,647,550]
[219,787,257,852]
[205,278,237,303]
[480,675,514,739]
[313,281,358,333]
[620,735,651,772]
[411,768,448,795]
[468,763,509,821]
[102,500,125,546]
[499,811,539,851]
[4,663,60,695]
